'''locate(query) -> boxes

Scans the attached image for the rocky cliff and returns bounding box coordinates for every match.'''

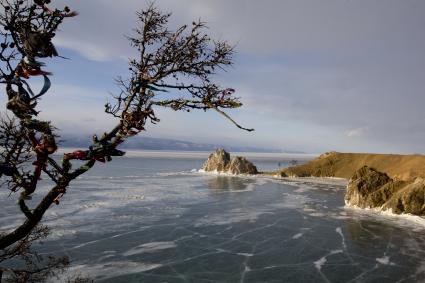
[201,149,258,175]
[345,166,425,215]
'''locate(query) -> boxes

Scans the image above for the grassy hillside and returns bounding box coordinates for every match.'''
[280,151,425,181]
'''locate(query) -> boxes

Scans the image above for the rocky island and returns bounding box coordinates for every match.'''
[201,148,258,175]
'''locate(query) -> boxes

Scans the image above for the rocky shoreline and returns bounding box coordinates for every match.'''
[345,166,425,215]
[201,149,425,216]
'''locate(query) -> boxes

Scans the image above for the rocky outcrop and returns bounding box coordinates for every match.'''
[345,166,391,208]
[201,149,258,175]
[201,148,230,172]
[382,177,425,215]
[227,156,258,175]
[345,166,425,215]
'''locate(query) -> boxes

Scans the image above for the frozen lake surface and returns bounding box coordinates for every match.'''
[1,151,425,282]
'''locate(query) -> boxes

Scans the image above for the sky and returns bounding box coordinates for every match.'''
[3,0,425,154]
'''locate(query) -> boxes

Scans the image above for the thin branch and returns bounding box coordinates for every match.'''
[214,107,254,132]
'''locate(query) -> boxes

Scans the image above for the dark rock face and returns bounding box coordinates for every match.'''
[345,166,391,208]
[345,166,425,215]
[201,149,258,175]
[383,177,425,215]
[227,156,258,175]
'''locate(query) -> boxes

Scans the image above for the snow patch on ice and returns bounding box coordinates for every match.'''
[314,250,343,271]
[292,233,303,239]
[237,253,254,257]
[61,261,162,281]
[314,257,327,271]
[376,256,395,265]
[123,241,177,256]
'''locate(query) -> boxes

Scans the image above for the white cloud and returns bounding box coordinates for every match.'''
[347,127,369,138]
[54,37,112,62]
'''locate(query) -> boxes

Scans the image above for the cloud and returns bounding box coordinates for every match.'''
[54,37,112,62]
[15,0,425,153]
[347,127,369,138]
[52,0,425,60]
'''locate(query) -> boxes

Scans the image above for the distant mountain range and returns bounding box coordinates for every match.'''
[58,134,304,154]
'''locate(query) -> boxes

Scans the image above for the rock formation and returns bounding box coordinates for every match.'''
[382,177,425,215]
[345,166,425,215]
[345,166,392,208]
[201,149,258,175]
[227,156,258,175]
[201,148,230,172]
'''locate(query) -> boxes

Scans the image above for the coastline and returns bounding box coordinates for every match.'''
[198,169,348,186]
[198,169,425,225]
[344,203,425,228]
[278,176,348,186]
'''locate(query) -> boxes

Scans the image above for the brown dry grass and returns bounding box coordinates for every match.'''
[280,152,425,181]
